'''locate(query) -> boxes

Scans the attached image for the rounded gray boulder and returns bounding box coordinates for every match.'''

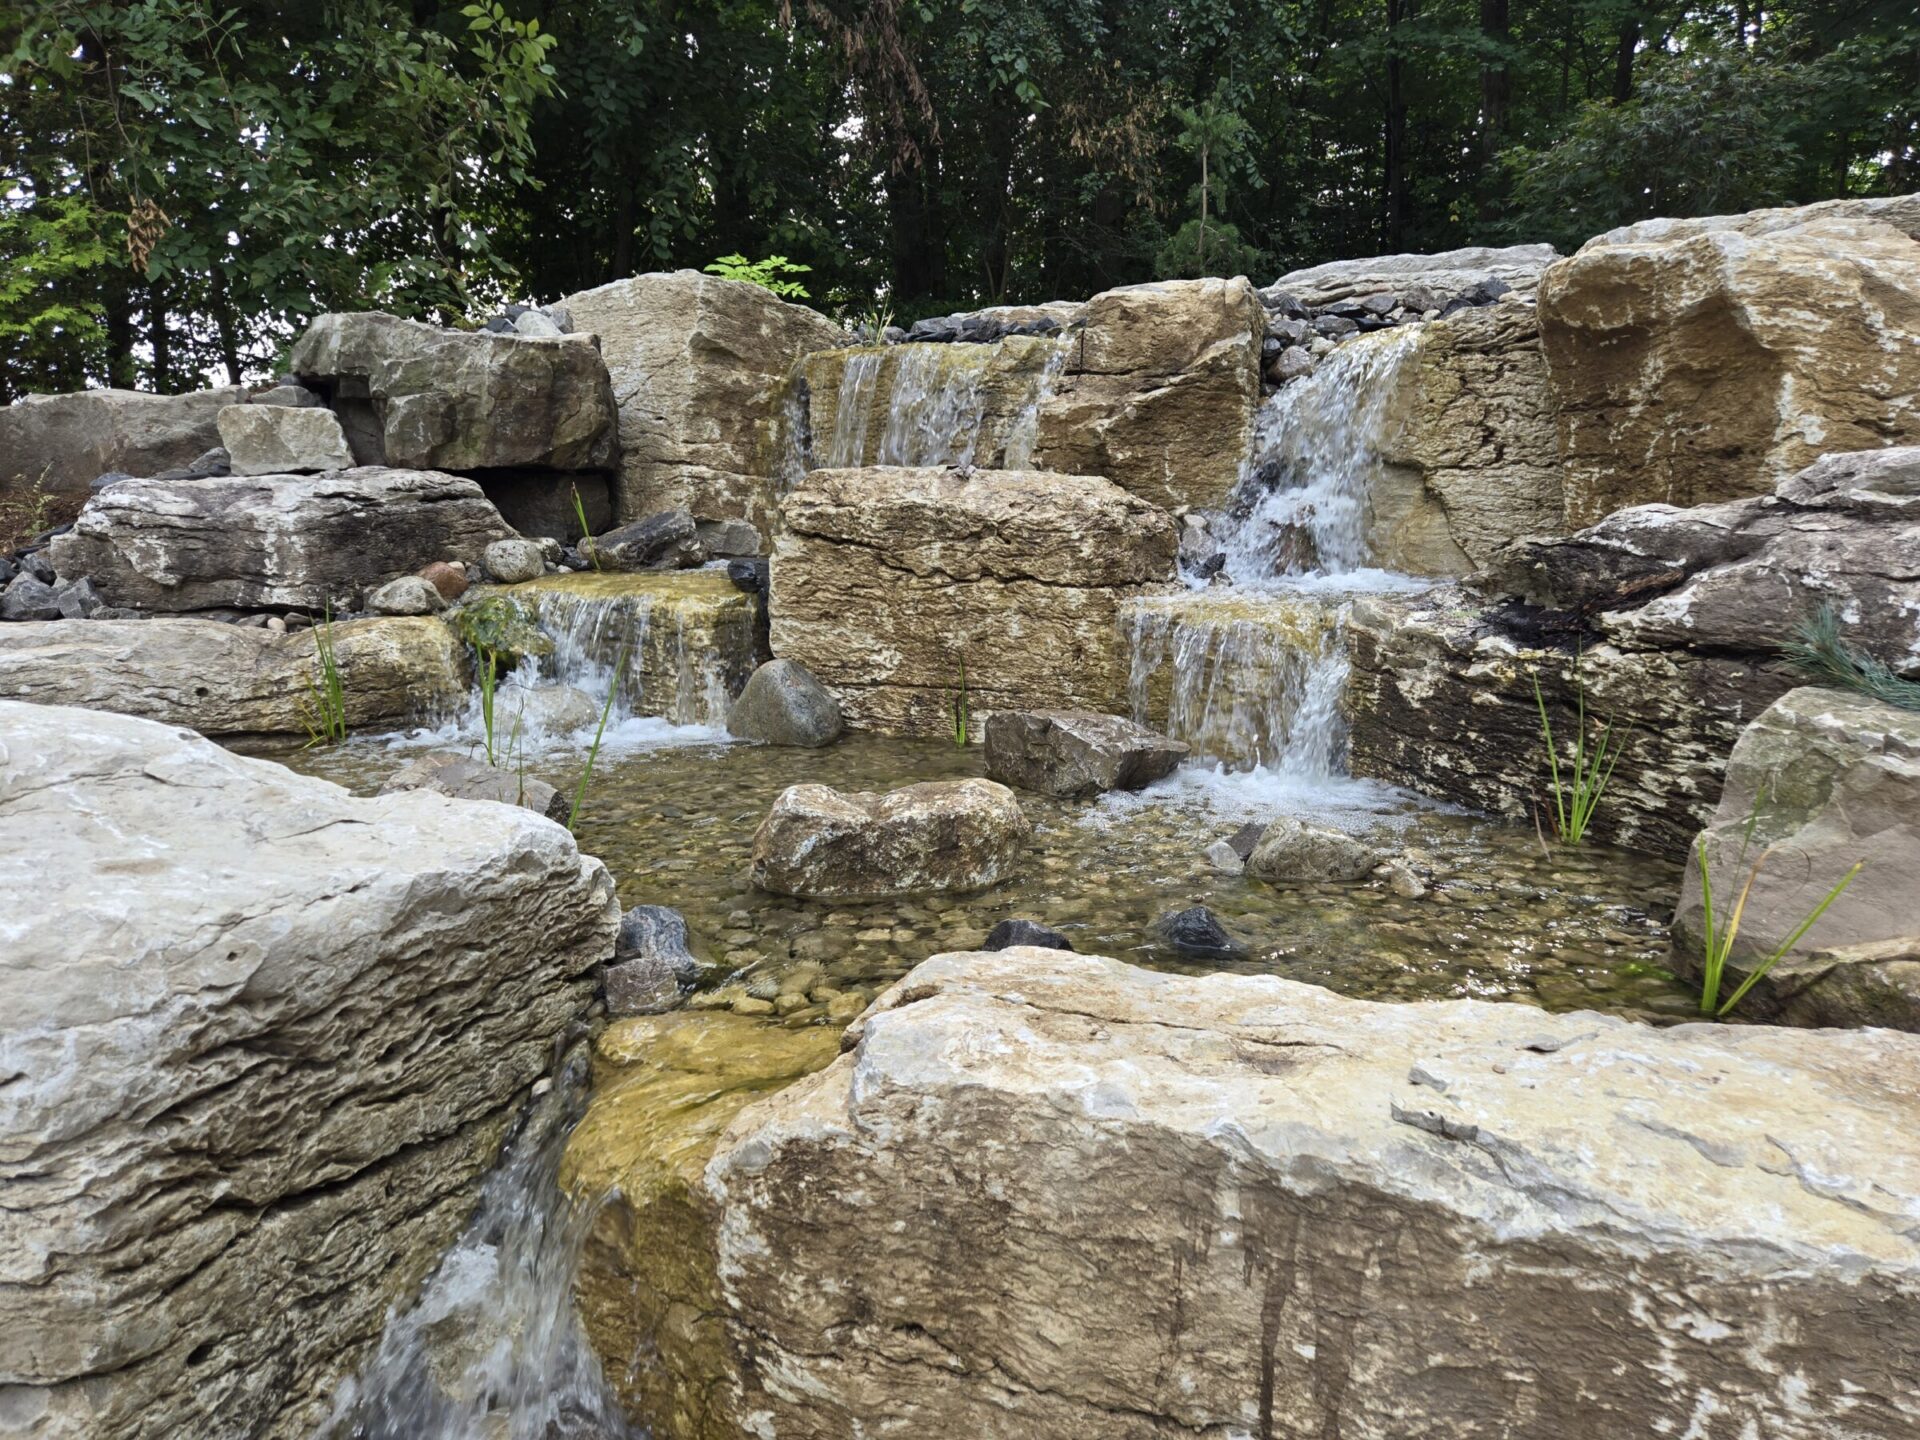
[727,658,844,748]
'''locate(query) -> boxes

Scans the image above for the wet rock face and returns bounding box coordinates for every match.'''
[600,948,1920,1440]
[0,616,468,735]
[749,778,1031,900]
[561,269,846,531]
[769,466,1177,735]
[0,384,248,504]
[286,310,618,474]
[982,708,1186,799]
[49,468,517,614]
[1538,206,1920,527]
[1673,687,1920,1030]
[1032,276,1266,512]
[0,701,618,1440]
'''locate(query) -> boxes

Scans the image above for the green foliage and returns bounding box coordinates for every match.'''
[1782,604,1920,712]
[1531,666,1625,846]
[703,254,813,299]
[568,646,628,832]
[1692,816,1864,1018]
[1154,218,1266,280]
[569,482,602,568]
[450,594,553,671]
[299,611,348,749]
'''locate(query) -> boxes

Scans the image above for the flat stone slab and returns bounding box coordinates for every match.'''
[982,708,1186,797]
[0,700,618,1439]
[584,947,1920,1439]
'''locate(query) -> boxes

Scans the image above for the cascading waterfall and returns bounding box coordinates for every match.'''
[529,580,737,728]
[316,1051,637,1440]
[1125,328,1426,779]
[872,345,988,467]
[1001,340,1068,469]
[820,350,883,468]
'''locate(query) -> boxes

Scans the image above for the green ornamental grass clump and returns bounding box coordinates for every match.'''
[299,608,348,748]
[1783,604,1920,712]
[1531,664,1625,846]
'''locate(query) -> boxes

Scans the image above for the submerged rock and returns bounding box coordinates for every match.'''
[982,708,1187,799]
[380,751,570,822]
[726,658,843,747]
[1151,904,1246,958]
[606,905,705,1016]
[494,681,600,737]
[1246,816,1383,883]
[0,701,617,1439]
[586,947,1920,1440]
[982,918,1075,953]
[750,778,1031,900]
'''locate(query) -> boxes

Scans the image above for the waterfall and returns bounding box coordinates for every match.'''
[872,345,988,468]
[529,578,740,727]
[1002,340,1068,469]
[821,350,883,468]
[1125,328,1427,782]
[316,1051,637,1440]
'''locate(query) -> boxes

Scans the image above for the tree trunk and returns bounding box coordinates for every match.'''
[888,146,947,304]
[104,277,136,390]
[210,267,242,385]
[1199,147,1211,271]
[1480,0,1511,149]
[148,279,171,393]
[1612,16,1641,103]
[1383,0,1411,249]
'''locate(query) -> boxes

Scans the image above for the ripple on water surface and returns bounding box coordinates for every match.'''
[269,729,1693,1023]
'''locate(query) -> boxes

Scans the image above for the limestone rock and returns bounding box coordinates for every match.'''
[484,536,548,584]
[1246,815,1383,882]
[1673,687,1920,1028]
[366,574,445,616]
[561,270,845,530]
[1271,244,1560,306]
[576,948,1920,1439]
[0,616,468,735]
[726,658,843,747]
[49,468,516,613]
[1538,206,1920,526]
[0,385,247,505]
[493,681,600,738]
[769,467,1176,735]
[749,778,1031,900]
[982,708,1186,798]
[0,701,618,1439]
[286,311,617,472]
[379,750,569,822]
[902,301,1084,343]
[583,508,706,572]
[215,403,354,475]
[1032,277,1265,511]
[1586,192,1920,247]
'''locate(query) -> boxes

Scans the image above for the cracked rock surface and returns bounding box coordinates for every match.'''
[0,701,618,1438]
[577,946,1920,1440]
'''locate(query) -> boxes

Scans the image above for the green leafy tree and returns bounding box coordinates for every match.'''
[1169,82,1257,275]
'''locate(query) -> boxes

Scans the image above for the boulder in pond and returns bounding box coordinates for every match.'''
[605,904,705,1017]
[379,750,570,822]
[726,658,843,748]
[571,947,1920,1440]
[48,468,516,614]
[1246,815,1384,883]
[1151,904,1247,958]
[493,681,601,738]
[982,708,1187,798]
[750,778,1030,900]
[982,918,1075,953]
[0,700,617,1440]
[214,402,354,475]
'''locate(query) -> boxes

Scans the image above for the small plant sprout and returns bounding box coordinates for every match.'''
[950,654,971,748]
[568,646,629,832]
[1531,664,1625,846]
[478,650,502,767]
[703,254,811,299]
[1693,811,1865,1019]
[569,482,602,571]
[299,608,348,749]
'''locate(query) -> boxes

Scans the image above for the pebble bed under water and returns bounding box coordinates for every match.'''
[271,728,1696,1023]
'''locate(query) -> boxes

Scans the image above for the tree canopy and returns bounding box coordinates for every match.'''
[2,0,1915,396]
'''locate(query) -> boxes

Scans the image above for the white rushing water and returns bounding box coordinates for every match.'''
[1126,327,1429,786]
[317,1052,639,1440]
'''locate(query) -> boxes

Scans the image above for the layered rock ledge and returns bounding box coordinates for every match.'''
[571,948,1920,1440]
[0,701,619,1438]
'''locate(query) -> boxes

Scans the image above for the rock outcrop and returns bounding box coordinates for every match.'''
[49,468,516,613]
[1272,243,1560,306]
[749,778,1031,899]
[286,311,618,473]
[0,616,467,734]
[0,385,247,504]
[215,403,354,475]
[1674,686,1920,1029]
[1538,199,1920,526]
[0,701,618,1439]
[769,466,1177,734]
[561,270,845,531]
[982,709,1186,798]
[1033,277,1265,511]
[571,947,1920,1440]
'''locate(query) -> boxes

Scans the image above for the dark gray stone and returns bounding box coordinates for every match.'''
[983,918,1075,953]
[1227,821,1266,860]
[606,904,703,1016]
[983,710,1188,799]
[21,551,55,584]
[1312,313,1360,338]
[584,508,705,571]
[1,573,60,621]
[90,471,136,494]
[1152,905,1247,960]
[55,577,102,620]
[727,659,844,748]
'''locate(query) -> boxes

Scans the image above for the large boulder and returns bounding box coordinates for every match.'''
[0,616,468,735]
[215,403,354,475]
[726,658,843,747]
[769,466,1177,735]
[570,947,1920,1440]
[49,468,517,613]
[0,701,618,1439]
[1032,277,1265,511]
[749,778,1031,900]
[285,311,617,473]
[0,385,247,505]
[1673,687,1920,1029]
[982,708,1186,798]
[1538,200,1920,526]
[561,270,845,530]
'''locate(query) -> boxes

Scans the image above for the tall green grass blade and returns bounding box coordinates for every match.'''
[1715,861,1865,1017]
[570,483,602,572]
[568,646,628,832]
